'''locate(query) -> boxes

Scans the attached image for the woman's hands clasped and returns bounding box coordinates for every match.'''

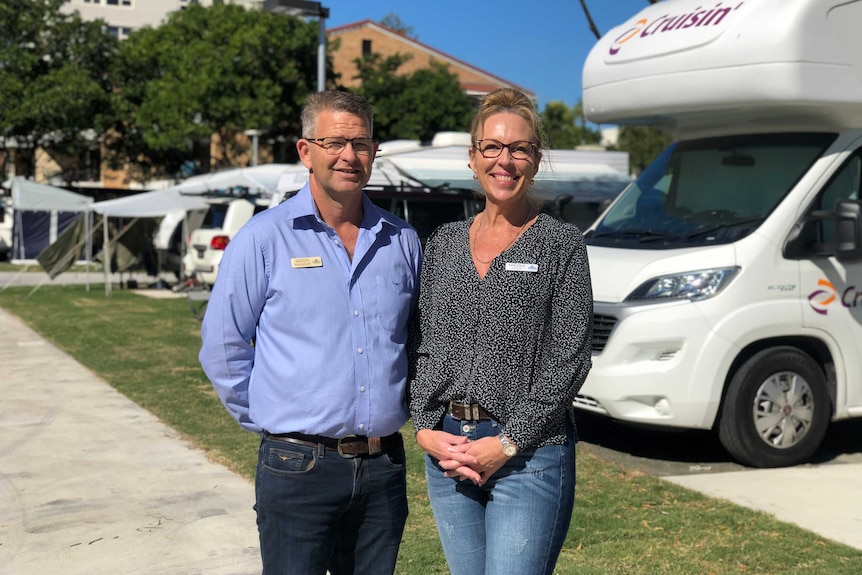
[415,429,511,486]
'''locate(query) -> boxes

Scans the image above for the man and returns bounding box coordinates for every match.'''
[199,90,421,575]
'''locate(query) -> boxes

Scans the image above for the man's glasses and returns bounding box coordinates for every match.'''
[474,139,537,161]
[306,137,376,156]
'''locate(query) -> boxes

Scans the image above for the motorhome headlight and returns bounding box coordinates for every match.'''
[626,267,740,302]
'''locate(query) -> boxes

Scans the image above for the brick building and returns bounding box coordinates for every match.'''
[329,20,535,101]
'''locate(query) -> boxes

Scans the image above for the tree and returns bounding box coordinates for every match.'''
[616,125,673,174]
[379,13,415,39]
[353,55,475,142]
[103,2,329,181]
[0,0,119,179]
[541,100,601,149]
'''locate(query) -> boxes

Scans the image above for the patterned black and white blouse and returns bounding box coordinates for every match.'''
[408,213,593,449]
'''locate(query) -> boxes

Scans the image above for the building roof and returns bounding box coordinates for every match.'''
[327,20,536,101]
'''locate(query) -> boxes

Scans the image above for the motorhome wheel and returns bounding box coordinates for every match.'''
[718,346,830,468]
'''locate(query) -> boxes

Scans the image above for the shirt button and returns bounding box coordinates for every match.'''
[462,424,471,433]
[353,310,360,316]
[360,386,366,392]
[357,347,364,354]
[359,424,365,430]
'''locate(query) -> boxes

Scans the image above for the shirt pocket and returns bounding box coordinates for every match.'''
[373,274,412,332]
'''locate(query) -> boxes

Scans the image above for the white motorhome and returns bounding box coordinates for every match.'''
[578,0,862,467]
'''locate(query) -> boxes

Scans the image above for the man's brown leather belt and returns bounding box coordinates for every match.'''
[447,401,491,421]
[266,431,401,457]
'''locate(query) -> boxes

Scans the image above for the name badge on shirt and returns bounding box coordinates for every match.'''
[505,262,538,273]
[291,256,323,268]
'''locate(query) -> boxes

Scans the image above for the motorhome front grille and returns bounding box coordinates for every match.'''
[592,313,617,353]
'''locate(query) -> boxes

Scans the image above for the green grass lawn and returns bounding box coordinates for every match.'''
[1,284,860,574]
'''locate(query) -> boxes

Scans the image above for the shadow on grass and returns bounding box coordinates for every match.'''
[575,410,862,472]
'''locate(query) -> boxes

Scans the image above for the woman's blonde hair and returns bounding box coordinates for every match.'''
[470,88,546,150]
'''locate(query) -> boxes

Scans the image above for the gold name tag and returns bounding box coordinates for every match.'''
[291,256,323,268]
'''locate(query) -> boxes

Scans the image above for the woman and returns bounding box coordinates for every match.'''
[408,88,593,575]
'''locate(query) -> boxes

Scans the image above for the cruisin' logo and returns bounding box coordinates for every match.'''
[808,279,837,315]
[807,278,862,315]
[609,2,745,56]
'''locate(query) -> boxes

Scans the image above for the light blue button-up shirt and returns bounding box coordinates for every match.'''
[199,184,422,438]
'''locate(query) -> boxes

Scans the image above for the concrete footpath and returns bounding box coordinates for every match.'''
[0,306,260,575]
[665,465,862,550]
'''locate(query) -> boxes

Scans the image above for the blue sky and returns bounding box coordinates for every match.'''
[324,0,653,110]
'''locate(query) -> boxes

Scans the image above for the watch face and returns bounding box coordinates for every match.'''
[500,435,517,456]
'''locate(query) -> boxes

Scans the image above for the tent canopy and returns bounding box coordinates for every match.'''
[170,164,298,195]
[91,164,301,218]
[9,177,93,212]
[92,187,209,218]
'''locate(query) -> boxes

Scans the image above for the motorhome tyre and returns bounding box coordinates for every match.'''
[718,346,830,468]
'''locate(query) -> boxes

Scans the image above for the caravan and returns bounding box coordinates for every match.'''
[578,0,862,467]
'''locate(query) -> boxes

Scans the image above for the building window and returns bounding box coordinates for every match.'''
[362,39,372,56]
[105,0,133,5]
[107,26,133,40]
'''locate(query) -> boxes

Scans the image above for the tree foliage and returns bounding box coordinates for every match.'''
[103,2,329,180]
[353,54,475,142]
[379,13,416,38]
[616,125,673,174]
[0,0,119,179]
[541,100,601,149]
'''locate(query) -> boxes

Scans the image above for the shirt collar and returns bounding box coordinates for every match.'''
[283,183,394,233]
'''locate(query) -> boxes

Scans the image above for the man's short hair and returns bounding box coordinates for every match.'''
[301,91,374,138]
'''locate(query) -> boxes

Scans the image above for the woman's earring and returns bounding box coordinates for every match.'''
[473,173,478,180]
[530,179,535,185]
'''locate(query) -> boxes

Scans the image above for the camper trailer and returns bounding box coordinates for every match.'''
[578,0,862,467]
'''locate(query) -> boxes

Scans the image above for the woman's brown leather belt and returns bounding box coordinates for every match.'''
[265,431,401,457]
[447,400,491,420]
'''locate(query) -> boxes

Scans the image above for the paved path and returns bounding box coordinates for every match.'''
[0,306,260,575]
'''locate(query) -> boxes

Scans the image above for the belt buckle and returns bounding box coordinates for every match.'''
[367,436,382,455]
[470,404,481,421]
[337,435,359,458]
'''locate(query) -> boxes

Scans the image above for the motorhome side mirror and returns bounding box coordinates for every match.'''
[794,199,862,261]
[833,199,862,261]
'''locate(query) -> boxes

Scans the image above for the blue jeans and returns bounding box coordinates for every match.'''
[255,434,408,575]
[425,414,575,575]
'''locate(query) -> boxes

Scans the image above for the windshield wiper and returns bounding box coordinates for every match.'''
[590,228,685,244]
[591,228,676,239]
[681,216,765,239]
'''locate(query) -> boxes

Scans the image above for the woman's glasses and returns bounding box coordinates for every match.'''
[474,139,537,160]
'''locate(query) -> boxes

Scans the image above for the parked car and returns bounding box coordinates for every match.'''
[188,195,269,287]
[153,208,207,280]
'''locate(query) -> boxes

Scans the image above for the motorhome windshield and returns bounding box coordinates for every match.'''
[587,133,836,249]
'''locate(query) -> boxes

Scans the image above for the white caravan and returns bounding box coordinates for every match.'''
[578,0,862,467]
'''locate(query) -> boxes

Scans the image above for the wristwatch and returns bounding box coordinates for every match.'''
[498,434,519,457]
